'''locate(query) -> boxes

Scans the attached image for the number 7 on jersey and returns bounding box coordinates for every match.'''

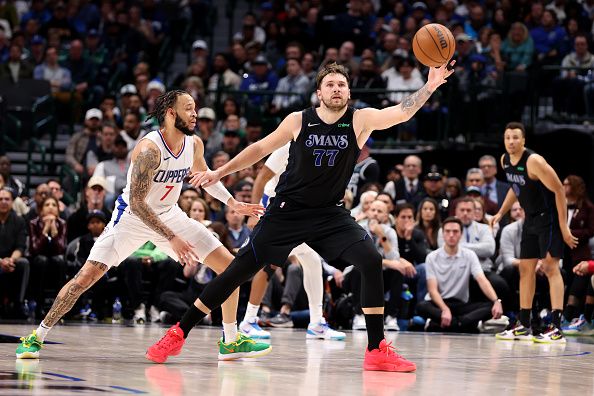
[160,185,174,201]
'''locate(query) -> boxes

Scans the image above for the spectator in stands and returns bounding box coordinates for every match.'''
[464,4,489,40]
[39,2,77,42]
[61,39,96,112]
[214,98,247,135]
[416,198,442,251]
[196,107,221,166]
[66,108,102,177]
[189,198,212,227]
[270,58,310,117]
[376,192,396,226]
[225,204,250,250]
[23,183,50,224]
[530,9,569,65]
[552,34,594,116]
[439,197,511,312]
[478,155,510,209]
[0,175,27,216]
[0,155,25,197]
[28,196,67,315]
[67,176,111,242]
[233,179,253,205]
[234,12,266,46]
[562,175,594,323]
[394,202,429,266]
[20,0,51,30]
[351,190,378,222]
[525,1,545,29]
[418,217,503,332]
[446,177,463,205]
[0,188,29,319]
[221,115,245,159]
[245,120,263,146]
[422,165,450,220]
[500,22,534,71]
[350,57,387,108]
[348,138,379,206]
[120,111,147,150]
[177,185,200,217]
[239,54,278,109]
[33,45,72,99]
[386,56,425,105]
[27,35,45,65]
[47,179,71,219]
[333,0,372,55]
[465,168,498,215]
[207,53,242,105]
[390,155,425,207]
[0,43,33,82]
[86,123,117,176]
[120,241,182,323]
[93,135,129,209]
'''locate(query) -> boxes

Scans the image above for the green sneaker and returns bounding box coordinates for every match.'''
[218,333,272,361]
[16,331,43,359]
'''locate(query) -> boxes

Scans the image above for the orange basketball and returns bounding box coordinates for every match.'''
[412,23,456,67]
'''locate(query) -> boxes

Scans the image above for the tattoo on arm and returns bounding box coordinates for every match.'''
[401,85,433,117]
[43,260,108,327]
[130,145,175,241]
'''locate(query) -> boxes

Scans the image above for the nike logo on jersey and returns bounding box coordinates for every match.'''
[163,156,171,161]
[308,122,320,127]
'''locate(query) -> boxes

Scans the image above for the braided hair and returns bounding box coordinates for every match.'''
[147,89,188,126]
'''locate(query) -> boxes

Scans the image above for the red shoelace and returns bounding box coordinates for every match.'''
[155,328,182,350]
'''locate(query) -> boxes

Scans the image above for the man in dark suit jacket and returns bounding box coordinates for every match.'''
[0,44,34,83]
[392,155,426,209]
[479,155,510,210]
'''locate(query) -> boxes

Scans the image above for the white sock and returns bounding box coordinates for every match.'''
[223,322,238,343]
[243,303,260,323]
[309,303,324,326]
[35,322,51,342]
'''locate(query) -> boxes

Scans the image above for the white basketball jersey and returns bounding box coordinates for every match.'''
[118,130,193,216]
[263,142,290,199]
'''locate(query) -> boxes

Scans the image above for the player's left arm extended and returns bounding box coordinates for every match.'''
[528,155,571,235]
[354,61,455,135]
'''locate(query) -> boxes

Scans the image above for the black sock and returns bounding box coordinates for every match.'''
[585,304,594,323]
[519,309,531,328]
[179,304,207,338]
[364,314,384,351]
[564,304,578,322]
[551,310,562,329]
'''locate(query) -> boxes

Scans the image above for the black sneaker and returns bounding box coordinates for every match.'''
[268,313,294,328]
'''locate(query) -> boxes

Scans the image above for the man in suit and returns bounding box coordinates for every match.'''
[392,155,426,208]
[478,155,510,209]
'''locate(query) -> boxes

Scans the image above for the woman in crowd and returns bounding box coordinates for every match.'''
[415,198,441,251]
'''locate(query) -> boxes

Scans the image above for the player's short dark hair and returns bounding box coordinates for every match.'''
[442,216,462,231]
[147,89,188,126]
[316,62,350,89]
[395,202,415,216]
[505,121,525,137]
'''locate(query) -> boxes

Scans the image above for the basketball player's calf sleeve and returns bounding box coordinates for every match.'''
[338,239,384,308]
[298,252,324,323]
[199,249,265,313]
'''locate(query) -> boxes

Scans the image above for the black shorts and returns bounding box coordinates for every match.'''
[520,211,564,259]
[238,197,368,267]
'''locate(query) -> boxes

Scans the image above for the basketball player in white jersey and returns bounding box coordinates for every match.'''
[239,142,346,340]
[17,90,271,362]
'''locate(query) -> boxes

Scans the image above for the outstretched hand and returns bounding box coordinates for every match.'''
[189,169,221,189]
[427,60,456,91]
[229,199,265,218]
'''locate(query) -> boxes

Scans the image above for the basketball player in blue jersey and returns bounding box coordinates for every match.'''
[147,62,454,372]
[17,90,271,362]
[493,122,578,343]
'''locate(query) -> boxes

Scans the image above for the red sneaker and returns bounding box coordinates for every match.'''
[363,339,416,372]
[146,323,186,363]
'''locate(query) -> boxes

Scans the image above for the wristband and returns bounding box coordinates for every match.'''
[588,260,594,274]
[203,181,232,205]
